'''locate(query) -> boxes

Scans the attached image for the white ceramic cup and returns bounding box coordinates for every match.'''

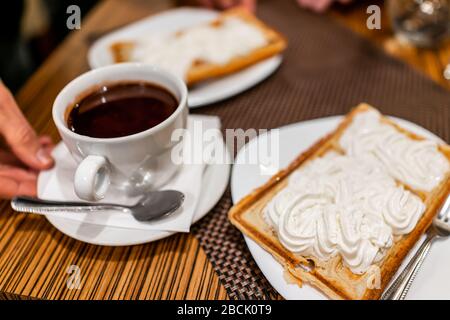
[53,63,188,201]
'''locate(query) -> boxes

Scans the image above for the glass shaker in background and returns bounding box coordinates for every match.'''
[388,0,450,48]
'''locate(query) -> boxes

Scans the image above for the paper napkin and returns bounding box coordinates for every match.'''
[39,115,222,232]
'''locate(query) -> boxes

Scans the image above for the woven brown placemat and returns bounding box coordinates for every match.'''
[192,0,450,300]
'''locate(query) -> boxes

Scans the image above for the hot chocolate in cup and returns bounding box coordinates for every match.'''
[52,63,188,201]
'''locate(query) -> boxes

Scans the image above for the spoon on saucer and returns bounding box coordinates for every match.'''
[11,190,185,222]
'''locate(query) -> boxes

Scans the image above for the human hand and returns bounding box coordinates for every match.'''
[192,0,256,12]
[0,82,54,199]
[297,0,352,13]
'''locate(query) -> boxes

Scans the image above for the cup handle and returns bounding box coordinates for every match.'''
[74,155,110,201]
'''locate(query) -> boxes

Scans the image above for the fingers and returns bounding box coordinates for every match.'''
[0,166,37,199]
[297,0,336,12]
[213,0,234,9]
[39,135,55,154]
[0,83,54,171]
[0,178,37,199]
[240,0,256,12]
[0,136,53,169]
[0,149,23,168]
[0,165,37,181]
[39,135,54,147]
[315,0,334,12]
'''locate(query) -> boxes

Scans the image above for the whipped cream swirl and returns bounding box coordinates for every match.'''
[265,151,428,274]
[340,110,449,192]
[265,110,449,274]
[132,17,268,80]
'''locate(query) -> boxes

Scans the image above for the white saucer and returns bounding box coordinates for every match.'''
[231,116,450,300]
[87,7,283,108]
[38,142,231,246]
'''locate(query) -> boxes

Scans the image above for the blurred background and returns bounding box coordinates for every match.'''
[0,0,97,92]
[1,0,449,92]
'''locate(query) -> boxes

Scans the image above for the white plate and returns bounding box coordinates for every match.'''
[231,116,450,300]
[38,141,231,246]
[88,7,283,108]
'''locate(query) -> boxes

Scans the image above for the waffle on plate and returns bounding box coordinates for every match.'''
[229,104,450,300]
[110,7,287,86]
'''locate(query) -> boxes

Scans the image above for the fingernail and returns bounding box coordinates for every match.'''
[36,148,53,166]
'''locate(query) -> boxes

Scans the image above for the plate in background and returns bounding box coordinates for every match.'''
[88,7,283,108]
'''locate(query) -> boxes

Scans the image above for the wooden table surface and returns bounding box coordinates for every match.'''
[0,0,448,300]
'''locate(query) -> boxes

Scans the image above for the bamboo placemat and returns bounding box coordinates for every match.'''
[191,0,450,299]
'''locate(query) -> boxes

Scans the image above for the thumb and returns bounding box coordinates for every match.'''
[0,83,54,170]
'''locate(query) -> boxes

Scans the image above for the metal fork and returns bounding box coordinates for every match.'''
[382,194,450,300]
